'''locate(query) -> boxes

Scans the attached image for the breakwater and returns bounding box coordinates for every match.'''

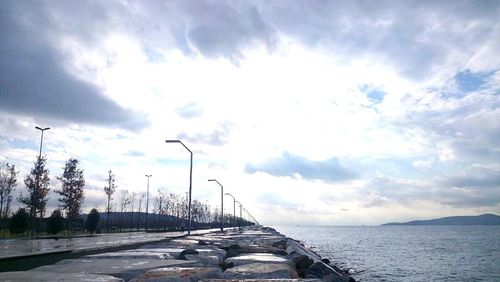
[0,226,355,281]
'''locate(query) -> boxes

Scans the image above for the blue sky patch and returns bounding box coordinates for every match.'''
[359,84,386,103]
[455,70,491,93]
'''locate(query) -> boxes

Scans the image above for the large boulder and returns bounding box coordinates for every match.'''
[32,258,201,281]
[293,254,315,277]
[178,249,199,259]
[129,266,223,282]
[184,254,221,265]
[305,262,343,282]
[225,253,294,267]
[223,244,288,258]
[85,251,173,260]
[223,262,299,279]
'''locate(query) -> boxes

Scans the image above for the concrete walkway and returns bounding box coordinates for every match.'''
[0,228,220,259]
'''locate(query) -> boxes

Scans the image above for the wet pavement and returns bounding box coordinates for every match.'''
[0,229,219,259]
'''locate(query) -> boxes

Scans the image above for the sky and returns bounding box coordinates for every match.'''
[0,0,499,226]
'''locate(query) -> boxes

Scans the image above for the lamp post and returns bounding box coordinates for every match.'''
[145,174,152,231]
[208,179,223,231]
[225,193,236,228]
[33,126,50,237]
[165,140,193,235]
[236,201,242,230]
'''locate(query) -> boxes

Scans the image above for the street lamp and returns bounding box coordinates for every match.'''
[165,139,193,235]
[145,174,152,231]
[225,193,236,228]
[208,179,224,231]
[235,200,242,230]
[33,126,50,237]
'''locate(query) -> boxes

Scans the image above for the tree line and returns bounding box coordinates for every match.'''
[1,156,254,236]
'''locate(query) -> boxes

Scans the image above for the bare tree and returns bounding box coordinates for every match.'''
[0,162,17,218]
[104,170,116,231]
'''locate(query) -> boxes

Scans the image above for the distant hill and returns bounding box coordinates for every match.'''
[382,214,500,226]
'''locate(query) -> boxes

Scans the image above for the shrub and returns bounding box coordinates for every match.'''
[10,208,29,234]
[86,208,100,234]
[48,209,64,234]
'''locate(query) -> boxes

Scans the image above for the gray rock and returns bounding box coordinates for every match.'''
[223,244,288,258]
[85,251,172,260]
[32,258,201,281]
[179,249,200,259]
[305,262,342,281]
[0,271,123,281]
[184,254,221,265]
[272,240,288,250]
[225,253,293,267]
[223,262,299,279]
[129,266,223,282]
[286,240,322,262]
[293,255,314,270]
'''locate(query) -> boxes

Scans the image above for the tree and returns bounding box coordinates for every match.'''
[56,158,85,220]
[47,209,64,234]
[19,156,50,218]
[86,208,100,234]
[10,208,29,234]
[0,162,17,218]
[104,170,116,230]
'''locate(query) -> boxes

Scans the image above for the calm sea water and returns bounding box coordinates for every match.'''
[275,225,500,282]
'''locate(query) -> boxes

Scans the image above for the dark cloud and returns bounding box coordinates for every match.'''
[176,102,203,119]
[245,151,358,182]
[0,1,148,131]
[177,122,235,146]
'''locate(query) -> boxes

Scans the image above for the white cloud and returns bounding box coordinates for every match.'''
[1,0,499,224]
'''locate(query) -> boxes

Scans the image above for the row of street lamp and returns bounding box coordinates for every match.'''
[157,139,258,234]
[30,128,258,236]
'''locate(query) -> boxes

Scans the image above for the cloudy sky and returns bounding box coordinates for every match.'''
[1,0,499,225]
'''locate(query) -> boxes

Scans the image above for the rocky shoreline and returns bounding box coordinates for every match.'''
[0,226,355,281]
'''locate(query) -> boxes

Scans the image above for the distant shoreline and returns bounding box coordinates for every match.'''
[382,213,500,226]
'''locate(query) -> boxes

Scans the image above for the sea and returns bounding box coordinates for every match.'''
[274,225,500,282]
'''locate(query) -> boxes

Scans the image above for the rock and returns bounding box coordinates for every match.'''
[323,273,345,282]
[293,255,314,270]
[219,261,234,271]
[198,240,208,246]
[85,251,172,260]
[305,262,342,281]
[178,249,199,259]
[223,262,299,279]
[184,254,221,265]
[272,240,288,250]
[0,271,123,281]
[321,258,331,264]
[32,258,201,281]
[286,240,322,262]
[129,266,223,282]
[223,244,288,258]
[225,253,294,267]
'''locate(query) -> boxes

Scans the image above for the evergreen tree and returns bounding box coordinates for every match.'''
[56,158,85,219]
[19,156,50,218]
[86,208,100,234]
[0,162,17,218]
[47,209,64,234]
[10,208,29,234]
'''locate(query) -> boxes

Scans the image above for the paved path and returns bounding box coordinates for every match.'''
[0,228,221,259]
